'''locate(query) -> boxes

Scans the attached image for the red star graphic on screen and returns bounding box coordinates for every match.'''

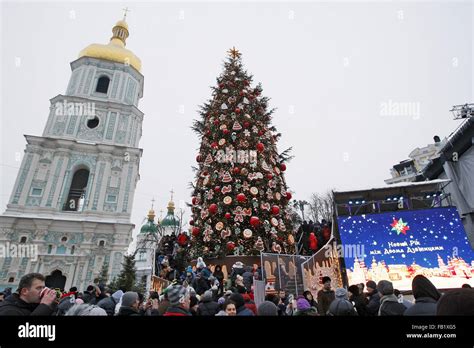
[391,218,410,235]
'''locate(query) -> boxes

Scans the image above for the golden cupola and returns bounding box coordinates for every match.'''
[78,18,142,72]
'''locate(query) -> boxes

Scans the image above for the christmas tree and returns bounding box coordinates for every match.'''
[189,47,296,259]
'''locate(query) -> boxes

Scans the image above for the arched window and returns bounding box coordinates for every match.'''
[8,277,14,283]
[20,236,27,244]
[64,169,89,211]
[98,240,105,247]
[96,76,110,94]
[71,245,75,255]
[47,245,53,254]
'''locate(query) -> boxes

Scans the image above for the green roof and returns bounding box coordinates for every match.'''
[160,212,179,227]
[140,219,158,234]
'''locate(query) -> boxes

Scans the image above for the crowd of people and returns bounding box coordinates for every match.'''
[296,220,332,255]
[0,259,473,316]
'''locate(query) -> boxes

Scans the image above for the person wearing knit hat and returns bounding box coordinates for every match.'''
[163,285,191,316]
[365,280,381,316]
[348,285,369,316]
[377,280,406,316]
[404,275,440,316]
[437,288,474,316]
[257,301,278,316]
[295,296,318,316]
[97,289,123,316]
[117,292,141,316]
[328,288,357,316]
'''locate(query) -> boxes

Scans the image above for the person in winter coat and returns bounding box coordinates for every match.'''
[213,265,225,294]
[308,232,318,253]
[117,292,141,316]
[164,285,192,316]
[197,290,220,316]
[328,288,358,316]
[229,261,246,283]
[294,296,318,316]
[229,293,254,316]
[317,276,335,316]
[257,301,279,316]
[348,285,368,316]
[0,273,57,316]
[377,280,406,316]
[234,275,248,294]
[365,280,381,316]
[56,294,78,316]
[242,293,257,315]
[242,266,254,290]
[404,275,441,316]
[97,290,123,316]
[302,290,317,308]
[394,289,414,310]
[192,273,211,295]
[60,287,78,299]
[437,288,474,315]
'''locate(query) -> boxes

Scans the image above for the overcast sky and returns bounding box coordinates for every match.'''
[1,1,472,244]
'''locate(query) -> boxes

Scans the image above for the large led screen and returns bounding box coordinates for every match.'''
[337,207,474,290]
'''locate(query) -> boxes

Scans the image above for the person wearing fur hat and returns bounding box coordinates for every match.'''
[365,280,381,316]
[242,266,254,291]
[229,261,246,283]
[295,296,318,316]
[328,288,357,316]
[404,275,441,316]
[197,290,220,316]
[317,276,335,316]
[229,293,254,316]
[234,275,248,294]
[377,280,406,316]
[164,285,192,316]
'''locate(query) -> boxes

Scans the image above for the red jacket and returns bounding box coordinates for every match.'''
[309,233,318,251]
[243,294,257,315]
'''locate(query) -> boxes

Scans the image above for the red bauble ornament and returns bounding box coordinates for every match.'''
[225,212,231,219]
[223,129,230,135]
[244,80,250,86]
[192,197,197,205]
[266,173,273,180]
[286,192,292,200]
[256,143,265,152]
[227,241,235,251]
[271,206,280,215]
[206,130,211,136]
[209,203,218,214]
[192,227,200,236]
[211,142,218,149]
[196,154,203,162]
[239,91,245,96]
[237,193,246,202]
[258,130,264,136]
[213,119,219,126]
[250,216,260,227]
[233,167,240,175]
[280,163,287,171]
[243,121,250,128]
[189,220,194,226]
[235,107,241,114]
[214,186,221,192]
[219,83,225,88]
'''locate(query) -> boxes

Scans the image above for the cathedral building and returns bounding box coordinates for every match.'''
[0,16,144,291]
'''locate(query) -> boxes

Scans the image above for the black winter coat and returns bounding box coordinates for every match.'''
[0,293,56,316]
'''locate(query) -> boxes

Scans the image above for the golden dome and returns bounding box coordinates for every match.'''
[78,19,141,72]
[147,208,156,221]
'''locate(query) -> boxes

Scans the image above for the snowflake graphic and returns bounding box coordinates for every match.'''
[390,218,410,235]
